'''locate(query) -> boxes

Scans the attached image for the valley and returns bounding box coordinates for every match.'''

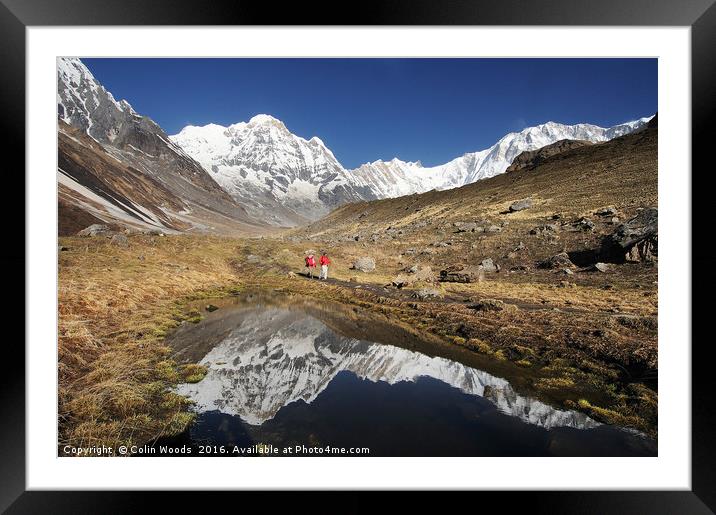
[58,121,658,454]
[56,58,658,456]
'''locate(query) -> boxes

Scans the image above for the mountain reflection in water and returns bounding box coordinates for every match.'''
[166,298,656,457]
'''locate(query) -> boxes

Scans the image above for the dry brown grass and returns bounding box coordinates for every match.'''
[58,234,244,453]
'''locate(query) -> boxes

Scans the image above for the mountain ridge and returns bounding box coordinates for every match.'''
[57,58,264,235]
[171,114,653,226]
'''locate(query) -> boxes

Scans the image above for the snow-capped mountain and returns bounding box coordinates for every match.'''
[176,307,599,430]
[171,115,652,226]
[339,117,653,195]
[170,115,371,225]
[57,58,259,235]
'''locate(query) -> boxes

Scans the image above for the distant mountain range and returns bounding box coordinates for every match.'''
[58,57,653,231]
[171,115,651,226]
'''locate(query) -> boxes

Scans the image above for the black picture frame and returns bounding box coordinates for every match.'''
[3,0,712,511]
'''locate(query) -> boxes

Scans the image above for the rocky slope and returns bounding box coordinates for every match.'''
[296,122,658,255]
[58,58,262,235]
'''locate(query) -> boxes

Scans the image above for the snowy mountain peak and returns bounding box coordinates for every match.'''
[169,114,360,225]
[247,113,286,128]
[57,57,136,132]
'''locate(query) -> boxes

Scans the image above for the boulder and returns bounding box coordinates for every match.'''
[480,258,500,273]
[573,217,595,231]
[440,265,485,283]
[246,254,260,264]
[205,304,219,312]
[509,198,533,212]
[351,256,376,272]
[467,299,504,312]
[454,222,478,233]
[77,224,111,237]
[596,206,617,217]
[592,262,611,273]
[540,252,575,269]
[413,266,435,282]
[391,274,411,288]
[601,208,658,263]
[530,224,558,236]
[110,233,129,248]
[413,288,442,300]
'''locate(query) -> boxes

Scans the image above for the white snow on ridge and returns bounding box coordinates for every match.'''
[57,58,134,131]
[170,113,654,223]
[58,168,175,231]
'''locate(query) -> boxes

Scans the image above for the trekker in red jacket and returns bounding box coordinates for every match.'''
[319,251,331,280]
[305,253,317,278]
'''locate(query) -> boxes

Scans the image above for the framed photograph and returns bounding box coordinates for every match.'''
[5,0,712,510]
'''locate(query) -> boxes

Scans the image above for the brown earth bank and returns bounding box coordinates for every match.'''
[57,124,658,453]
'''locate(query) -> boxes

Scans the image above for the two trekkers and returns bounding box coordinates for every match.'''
[304,251,331,280]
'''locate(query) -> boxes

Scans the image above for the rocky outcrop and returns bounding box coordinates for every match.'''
[505,139,592,173]
[540,252,575,269]
[77,224,112,237]
[440,265,485,283]
[600,208,658,263]
[509,198,533,212]
[467,299,505,312]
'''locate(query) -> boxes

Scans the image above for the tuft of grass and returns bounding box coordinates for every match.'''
[535,376,576,390]
[179,364,208,384]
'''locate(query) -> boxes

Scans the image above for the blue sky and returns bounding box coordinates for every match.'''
[83,58,657,168]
